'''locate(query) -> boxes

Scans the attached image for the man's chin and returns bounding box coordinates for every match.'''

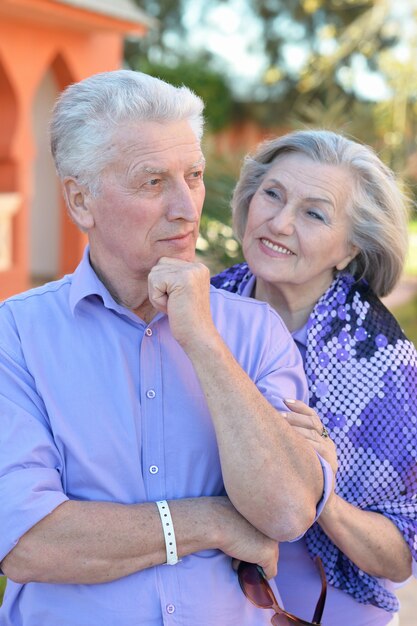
[154,250,197,265]
[168,250,197,263]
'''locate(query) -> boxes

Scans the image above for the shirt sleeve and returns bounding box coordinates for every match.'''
[0,309,68,563]
[254,306,310,411]
[254,308,332,528]
[314,453,333,519]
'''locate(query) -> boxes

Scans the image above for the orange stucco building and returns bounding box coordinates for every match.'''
[0,0,151,299]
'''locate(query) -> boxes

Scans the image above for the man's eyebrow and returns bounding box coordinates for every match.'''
[141,166,167,174]
[191,157,206,168]
[136,157,206,175]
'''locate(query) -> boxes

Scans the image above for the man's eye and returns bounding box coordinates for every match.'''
[141,178,161,188]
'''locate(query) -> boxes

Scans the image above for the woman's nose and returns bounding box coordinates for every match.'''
[270,207,295,235]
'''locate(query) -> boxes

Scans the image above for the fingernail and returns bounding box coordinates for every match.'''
[284,398,296,404]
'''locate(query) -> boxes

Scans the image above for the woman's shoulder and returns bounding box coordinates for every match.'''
[309,272,416,364]
[210,263,251,292]
[348,276,412,346]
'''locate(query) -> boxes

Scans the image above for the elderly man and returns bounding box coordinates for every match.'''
[0,70,327,626]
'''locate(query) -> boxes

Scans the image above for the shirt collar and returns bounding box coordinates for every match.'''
[69,247,166,326]
[292,323,308,348]
[69,246,124,316]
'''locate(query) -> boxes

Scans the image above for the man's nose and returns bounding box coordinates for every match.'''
[167,182,203,222]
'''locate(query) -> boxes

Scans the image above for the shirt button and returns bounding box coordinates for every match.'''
[166,604,175,614]
[146,389,156,399]
[149,465,159,474]
[145,327,153,336]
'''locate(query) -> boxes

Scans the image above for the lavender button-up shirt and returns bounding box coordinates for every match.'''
[0,249,311,626]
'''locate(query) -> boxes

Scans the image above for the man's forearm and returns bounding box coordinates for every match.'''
[2,500,168,584]
[184,332,324,541]
[1,496,279,584]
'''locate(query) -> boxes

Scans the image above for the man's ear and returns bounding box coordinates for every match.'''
[62,178,95,232]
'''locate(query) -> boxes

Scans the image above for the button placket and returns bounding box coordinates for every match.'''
[140,321,164,500]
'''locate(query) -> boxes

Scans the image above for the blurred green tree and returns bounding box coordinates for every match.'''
[125,2,241,269]
[133,59,234,133]
[126,0,417,261]
[196,147,243,272]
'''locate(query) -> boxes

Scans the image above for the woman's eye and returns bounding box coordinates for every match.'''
[307,209,325,222]
[264,189,281,200]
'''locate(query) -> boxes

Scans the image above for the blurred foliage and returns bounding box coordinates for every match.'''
[246,0,377,103]
[404,221,417,277]
[197,147,243,273]
[126,0,243,268]
[291,3,417,183]
[389,219,417,348]
[125,0,236,131]
[128,0,417,133]
[127,59,234,133]
[127,0,417,261]
[128,0,379,103]
[0,577,5,606]
[393,295,417,347]
[125,0,188,65]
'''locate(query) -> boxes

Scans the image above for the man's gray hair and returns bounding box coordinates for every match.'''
[50,69,205,194]
[232,129,410,297]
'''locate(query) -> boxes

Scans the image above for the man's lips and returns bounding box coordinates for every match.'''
[158,232,195,244]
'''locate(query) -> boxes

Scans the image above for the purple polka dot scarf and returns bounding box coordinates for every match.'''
[212,264,417,612]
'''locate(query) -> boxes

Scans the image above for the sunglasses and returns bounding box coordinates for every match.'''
[238,556,327,625]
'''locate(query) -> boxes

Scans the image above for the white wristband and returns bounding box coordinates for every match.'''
[156,500,179,565]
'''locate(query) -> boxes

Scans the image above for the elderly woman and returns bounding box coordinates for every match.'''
[212,129,417,625]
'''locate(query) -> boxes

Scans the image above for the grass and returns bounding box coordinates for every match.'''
[0,577,5,605]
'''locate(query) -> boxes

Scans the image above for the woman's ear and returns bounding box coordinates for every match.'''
[336,244,360,271]
[62,178,95,232]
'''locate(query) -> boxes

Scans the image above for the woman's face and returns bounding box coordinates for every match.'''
[242,152,358,300]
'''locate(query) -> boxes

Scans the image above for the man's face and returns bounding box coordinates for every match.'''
[86,120,205,281]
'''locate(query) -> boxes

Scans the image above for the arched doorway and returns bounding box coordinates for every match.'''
[0,58,19,273]
[0,60,17,188]
[30,67,61,283]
